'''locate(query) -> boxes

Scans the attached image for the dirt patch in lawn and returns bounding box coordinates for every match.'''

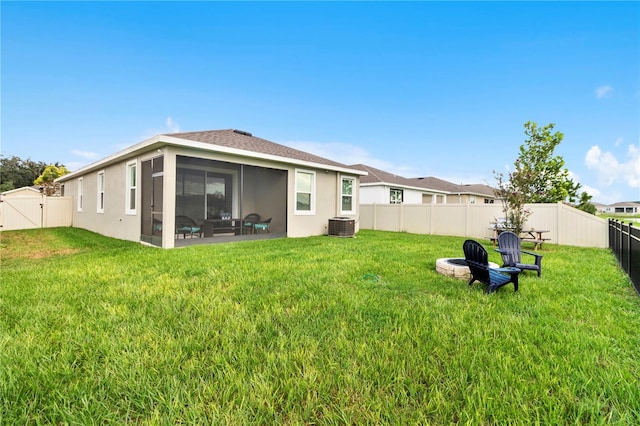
[0,231,81,261]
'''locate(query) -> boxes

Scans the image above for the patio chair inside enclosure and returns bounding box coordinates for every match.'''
[175,215,203,239]
[243,213,261,233]
[496,231,543,277]
[254,217,272,233]
[463,239,521,294]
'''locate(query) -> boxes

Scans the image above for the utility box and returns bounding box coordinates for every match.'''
[328,217,355,237]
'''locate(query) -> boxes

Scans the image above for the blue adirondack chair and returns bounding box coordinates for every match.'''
[463,239,521,294]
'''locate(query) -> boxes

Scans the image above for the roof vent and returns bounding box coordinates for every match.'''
[233,129,252,137]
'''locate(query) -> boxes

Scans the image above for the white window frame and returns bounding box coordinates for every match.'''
[77,178,83,212]
[340,175,356,215]
[97,170,105,213]
[125,160,137,215]
[295,169,316,215]
[390,188,403,204]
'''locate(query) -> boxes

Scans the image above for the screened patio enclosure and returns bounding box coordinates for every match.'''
[174,155,287,240]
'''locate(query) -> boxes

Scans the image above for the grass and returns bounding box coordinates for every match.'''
[598,213,640,223]
[1,227,639,424]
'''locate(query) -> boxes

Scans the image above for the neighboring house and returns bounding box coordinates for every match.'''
[598,201,640,214]
[56,129,366,248]
[410,177,498,204]
[350,164,449,204]
[0,186,42,200]
[350,164,498,205]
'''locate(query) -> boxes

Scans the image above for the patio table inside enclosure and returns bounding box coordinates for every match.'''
[174,156,287,238]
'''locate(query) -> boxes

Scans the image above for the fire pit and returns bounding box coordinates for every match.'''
[435,258,498,280]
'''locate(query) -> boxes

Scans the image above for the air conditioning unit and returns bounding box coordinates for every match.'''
[328,217,355,237]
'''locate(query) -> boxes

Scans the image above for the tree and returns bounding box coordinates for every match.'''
[34,164,70,196]
[494,121,581,234]
[576,191,597,215]
[0,156,48,192]
[493,166,532,235]
[515,122,581,203]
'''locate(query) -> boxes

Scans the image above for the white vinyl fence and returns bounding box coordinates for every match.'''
[360,202,608,248]
[0,196,72,231]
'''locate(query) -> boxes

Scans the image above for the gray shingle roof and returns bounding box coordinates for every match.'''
[349,164,440,190]
[409,176,463,193]
[412,178,496,197]
[350,164,496,197]
[607,201,640,207]
[166,129,351,169]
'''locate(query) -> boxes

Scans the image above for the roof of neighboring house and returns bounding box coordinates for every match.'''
[607,201,640,207]
[350,164,497,197]
[1,186,42,196]
[58,129,366,182]
[410,176,464,193]
[458,183,497,197]
[411,177,496,197]
[349,164,449,194]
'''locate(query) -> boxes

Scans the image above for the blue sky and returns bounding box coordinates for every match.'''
[2,1,639,204]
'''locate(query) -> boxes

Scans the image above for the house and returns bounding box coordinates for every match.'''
[410,177,498,204]
[350,164,498,205]
[598,201,640,215]
[0,186,42,200]
[56,129,366,248]
[350,164,449,204]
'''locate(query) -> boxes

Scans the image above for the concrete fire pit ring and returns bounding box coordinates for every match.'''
[435,258,498,280]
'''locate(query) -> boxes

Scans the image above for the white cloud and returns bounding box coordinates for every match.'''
[166,116,181,133]
[284,140,496,185]
[579,184,600,199]
[595,85,614,99]
[136,116,183,142]
[283,140,406,174]
[64,161,86,172]
[585,144,640,191]
[70,149,99,160]
[628,144,640,188]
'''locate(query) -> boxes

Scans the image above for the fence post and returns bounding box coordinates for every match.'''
[610,219,616,258]
[616,219,622,261]
[373,203,377,230]
[627,222,632,274]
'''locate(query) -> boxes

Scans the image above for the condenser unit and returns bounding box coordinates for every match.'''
[328,217,355,237]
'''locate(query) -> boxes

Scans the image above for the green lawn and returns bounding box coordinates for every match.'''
[1,228,639,424]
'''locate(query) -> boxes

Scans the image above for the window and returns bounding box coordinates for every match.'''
[125,161,137,215]
[341,176,355,214]
[97,170,105,213]
[390,188,403,204]
[470,196,476,204]
[295,169,315,214]
[77,178,83,212]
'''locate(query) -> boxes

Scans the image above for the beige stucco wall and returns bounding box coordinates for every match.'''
[64,159,142,243]
[286,169,358,238]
